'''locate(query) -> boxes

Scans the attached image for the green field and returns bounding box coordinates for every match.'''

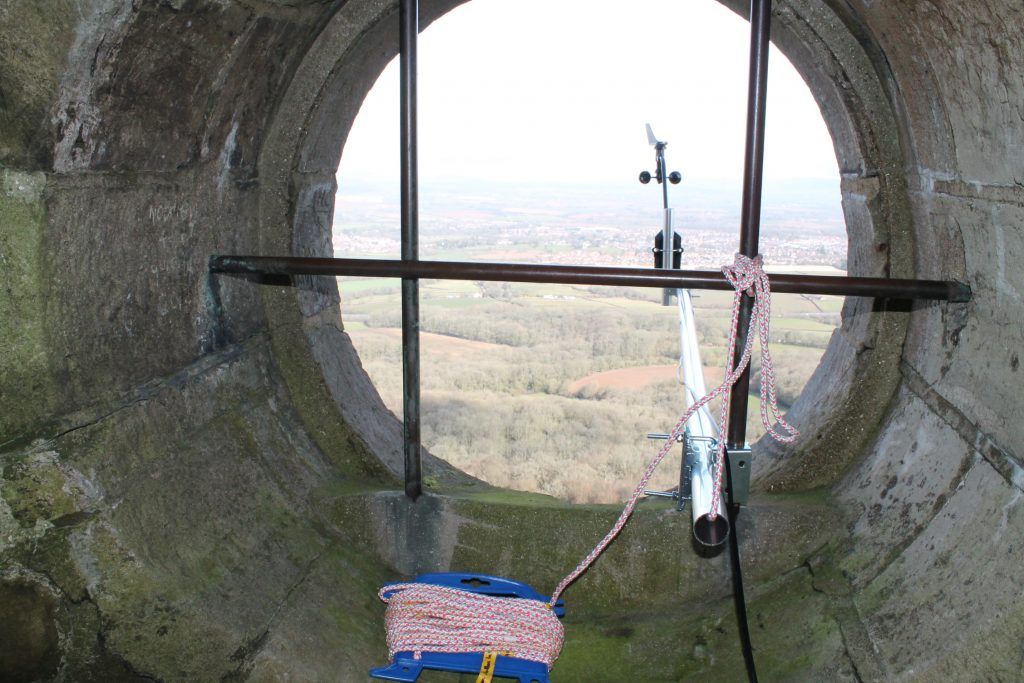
[336,277,399,294]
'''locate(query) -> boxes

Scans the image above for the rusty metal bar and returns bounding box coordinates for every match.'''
[728,0,774,455]
[209,255,970,302]
[399,0,421,501]
[728,4,775,678]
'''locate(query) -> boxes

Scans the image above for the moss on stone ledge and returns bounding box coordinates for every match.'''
[0,170,57,442]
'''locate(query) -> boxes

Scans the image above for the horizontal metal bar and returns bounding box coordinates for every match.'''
[647,433,685,442]
[209,255,971,302]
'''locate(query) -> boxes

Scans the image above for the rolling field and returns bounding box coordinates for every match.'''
[340,276,842,503]
[332,178,846,501]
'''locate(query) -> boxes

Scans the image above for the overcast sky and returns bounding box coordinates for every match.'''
[337,0,839,187]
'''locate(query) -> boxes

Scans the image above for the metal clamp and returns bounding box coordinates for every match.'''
[726,447,752,506]
[643,431,687,504]
[646,432,685,442]
[676,432,698,509]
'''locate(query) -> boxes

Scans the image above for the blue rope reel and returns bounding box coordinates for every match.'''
[369,572,566,683]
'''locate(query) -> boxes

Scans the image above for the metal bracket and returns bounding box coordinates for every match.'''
[644,432,725,513]
[645,432,685,441]
[644,431,687,505]
[726,447,752,506]
[677,433,705,510]
[675,435,691,509]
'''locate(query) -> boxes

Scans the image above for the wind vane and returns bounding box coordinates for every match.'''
[640,124,684,305]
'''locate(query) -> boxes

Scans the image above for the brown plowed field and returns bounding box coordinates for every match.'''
[349,327,508,353]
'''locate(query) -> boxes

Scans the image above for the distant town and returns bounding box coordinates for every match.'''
[333,178,847,271]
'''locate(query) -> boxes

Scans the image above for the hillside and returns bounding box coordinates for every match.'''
[334,180,844,502]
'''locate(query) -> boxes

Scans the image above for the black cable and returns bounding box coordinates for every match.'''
[726,463,759,682]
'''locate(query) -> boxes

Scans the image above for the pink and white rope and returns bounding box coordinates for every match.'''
[548,253,797,605]
[379,583,564,667]
[379,254,796,666]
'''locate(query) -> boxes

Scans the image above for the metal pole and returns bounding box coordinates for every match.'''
[399,0,421,500]
[657,146,669,211]
[655,141,674,306]
[728,6,773,678]
[727,0,773,452]
[209,256,971,302]
[661,208,675,306]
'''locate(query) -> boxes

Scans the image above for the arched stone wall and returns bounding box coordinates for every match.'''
[826,2,1024,678]
[277,0,924,494]
[0,1,1021,680]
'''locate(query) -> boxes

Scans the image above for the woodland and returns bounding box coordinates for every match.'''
[341,277,841,503]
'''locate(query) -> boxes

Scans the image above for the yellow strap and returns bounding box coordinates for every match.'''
[475,652,499,683]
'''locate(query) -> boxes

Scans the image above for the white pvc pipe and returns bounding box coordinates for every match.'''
[677,289,729,546]
[690,445,729,546]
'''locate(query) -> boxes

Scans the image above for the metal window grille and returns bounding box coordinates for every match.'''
[210,0,969,501]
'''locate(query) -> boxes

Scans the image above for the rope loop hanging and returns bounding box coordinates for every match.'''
[548,252,797,605]
[710,253,799,514]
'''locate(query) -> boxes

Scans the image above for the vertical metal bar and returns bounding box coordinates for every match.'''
[657,148,669,211]
[727,9,772,678]
[400,0,421,500]
[661,207,675,306]
[656,143,674,305]
[727,0,772,451]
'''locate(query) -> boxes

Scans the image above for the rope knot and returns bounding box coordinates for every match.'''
[722,253,765,296]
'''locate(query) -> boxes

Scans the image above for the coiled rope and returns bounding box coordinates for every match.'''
[380,583,564,667]
[380,253,798,669]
